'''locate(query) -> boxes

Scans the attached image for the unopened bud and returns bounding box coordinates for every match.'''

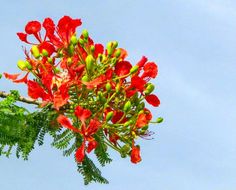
[130,65,139,74]
[106,111,114,122]
[82,29,89,39]
[115,83,121,93]
[144,83,155,95]
[47,57,53,63]
[105,82,111,92]
[54,67,60,74]
[114,49,121,58]
[0,73,2,79]
[67,58,72,64]
[78,38,84,46]
[156,117,164,123]
[42,49,48,57]
[123,101,132,112]
[90,45,95,52]
[113,41,118,49]
[25,61,32,70]
[31,45,40,59]
[70,35,78,45]
[17,60,27,70]
[81,75,89,82]
[85,55,95,71]
[106,42,113,56]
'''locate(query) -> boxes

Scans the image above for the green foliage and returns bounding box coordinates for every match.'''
[77,155,109,185]
[0,90,113,185]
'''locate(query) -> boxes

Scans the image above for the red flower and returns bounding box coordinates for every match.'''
[57,115,80,133]
[74,106,92,125]
[111,111,127,124]
[145,94,160,107]
[115,61,132,77]
[75,142,85,162]
[25,21,41,35]
[131,145,141,164]
[141,62,158,79]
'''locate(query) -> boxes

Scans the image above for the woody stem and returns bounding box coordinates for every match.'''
[0,90,40,105]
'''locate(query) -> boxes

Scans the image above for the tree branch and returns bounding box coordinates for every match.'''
[0,90,40,105]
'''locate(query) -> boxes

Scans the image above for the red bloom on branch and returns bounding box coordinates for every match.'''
[131,145,141,164]
[145,94,160,107]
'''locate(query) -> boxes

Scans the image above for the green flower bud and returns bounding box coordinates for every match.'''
[42,49,49,57]
[105,82,111,92]
[70,35,78,45]
[90,45,95,52]
[31,45,40,59]
[144,83,155,95]
[115,83,121,93]
[113,41,118,48]
[130,65,139,74]
[156,117,164,123]
[123,101,132,112]
[25,61,32,70]
[82,29,89,39]
[85,55,95,71]
[68,44,74,55]
[47,57,53,63]
[0,73,2,79]
[67,58,72,64]
[54,67,60,74]
[137,102,145,110]
[78,38,84,46]
[107,42,113,56]
[124,120,133,127]
[81,75,89,82]
[17,60,27,70]
[114,49,121,58]
[106,111,114,122]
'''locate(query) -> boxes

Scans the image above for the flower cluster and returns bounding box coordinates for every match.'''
[4,16,161,164]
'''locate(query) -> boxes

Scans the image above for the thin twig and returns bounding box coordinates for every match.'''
[0,90,40,105]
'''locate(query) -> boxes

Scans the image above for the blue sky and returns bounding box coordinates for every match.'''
[0,0,236,189]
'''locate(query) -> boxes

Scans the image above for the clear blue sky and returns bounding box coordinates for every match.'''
[0,0,236,189]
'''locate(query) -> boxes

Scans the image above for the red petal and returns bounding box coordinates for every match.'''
[86,119,100,136]
[74,106,92,124]
[75,142,85,162]
[25,21,41,34]
[136,113,148,128]
[131,76,146,91]
[87,140,98,153]
[115,61,132,77]
[145,94,160,107]
[43,17,55,36]
[17,33,28,43]
[27,80,49,100]
[131,145,142,164]
[3,73,20,80]
[57,115,80,132]
[142,62,158,79]
[94,44,104,58]
[38,41,55,56]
